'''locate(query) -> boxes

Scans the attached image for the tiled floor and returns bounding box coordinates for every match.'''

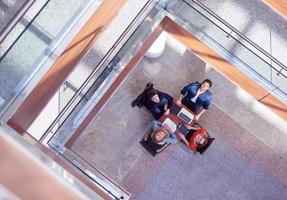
[122,143,287,200]
[72,34,287,199]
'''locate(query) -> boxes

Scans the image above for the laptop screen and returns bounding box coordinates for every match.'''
[170,103,181,115]
[178,112,192,124]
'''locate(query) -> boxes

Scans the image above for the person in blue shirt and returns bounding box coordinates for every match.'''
[144,89,173,119]
[151,120,177,145]
[177,79,212,121]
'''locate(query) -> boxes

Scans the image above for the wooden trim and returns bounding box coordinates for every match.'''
[264,0,287,18]
[164,18,269,101]
[8,0,128,134]
[0,132,84,200]
[164,17,287,121]
[66,15,287,147]
[65,17,169,148]
[63,148,130,197]
[260,94,287,119]
[34,142,114,200]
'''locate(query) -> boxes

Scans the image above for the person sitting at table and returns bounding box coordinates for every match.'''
[144,88,173,120]
[176,79,212,121]
[184,125,210,151]
[151,120,177,145]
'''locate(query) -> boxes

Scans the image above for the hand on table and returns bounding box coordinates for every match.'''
[176,99,182,106]
[185,124,192,130]
[164,108,170,116]
[194,114,200,121]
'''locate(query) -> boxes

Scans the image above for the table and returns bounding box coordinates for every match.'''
[158,98,198,144]
[157,99,213,153]
[159,98,195,127]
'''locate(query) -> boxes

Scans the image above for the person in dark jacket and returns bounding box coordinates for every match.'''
[177,79,212,121]
[144,89,173,119]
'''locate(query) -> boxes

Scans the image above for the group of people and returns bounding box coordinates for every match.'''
[140,79,213,151]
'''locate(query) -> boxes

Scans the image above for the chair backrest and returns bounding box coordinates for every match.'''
[131,82,154,108]
[146,132,166,150]
[140,129,169,156]
[197,138,215,154]
[185,128,215,154]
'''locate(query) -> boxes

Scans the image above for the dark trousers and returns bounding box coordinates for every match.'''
[182,98,197,113]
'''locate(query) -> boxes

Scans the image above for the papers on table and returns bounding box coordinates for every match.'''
[162,117,177,133]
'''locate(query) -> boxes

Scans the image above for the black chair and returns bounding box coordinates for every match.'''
[197,138,215,154]
[185,128,215,154]
[140,128,169,156]
[131,82,154,108]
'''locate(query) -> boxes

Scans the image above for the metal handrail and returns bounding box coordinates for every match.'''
[0,0,50,62]
[0,0,100,122]
[48,143,131,199]
[185,0,287,73]
[0,0,36,43]
[39,0,158,142]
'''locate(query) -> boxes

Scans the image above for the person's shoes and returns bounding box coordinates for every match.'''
[131,99,137,107]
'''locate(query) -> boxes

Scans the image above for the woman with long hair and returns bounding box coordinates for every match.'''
[151,120,177,145]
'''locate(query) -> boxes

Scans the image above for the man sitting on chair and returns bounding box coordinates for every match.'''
[177,79,212,121]
[144,89,173,120]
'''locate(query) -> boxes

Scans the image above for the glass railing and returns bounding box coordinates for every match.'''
[25,0,287,197]
[167,0,287,102]
[0,125,103,200]
[39,0,161,143]
[41,0,287,161]
[0,0,35,42]
[42,3,163,199]
[48,140,131,199]
[0,0,102,115]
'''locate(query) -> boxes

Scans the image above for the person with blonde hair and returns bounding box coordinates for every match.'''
[151,120,177,145]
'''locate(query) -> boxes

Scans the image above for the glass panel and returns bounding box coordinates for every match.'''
[0,0,94,111]
[35,1,159,142]
[44,7,163,199]
[0,125,103,199]
[168,0,287,100]
[47,8,163,144]
[0,0,28,33]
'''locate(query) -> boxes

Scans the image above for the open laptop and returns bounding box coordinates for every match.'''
[169,103,181,115]
[177,123,189,136]
[177,108,194,124]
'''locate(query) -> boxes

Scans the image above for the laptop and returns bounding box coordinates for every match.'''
[170,103,181,115]
[177,123,189,136]
[177,108,194,124]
